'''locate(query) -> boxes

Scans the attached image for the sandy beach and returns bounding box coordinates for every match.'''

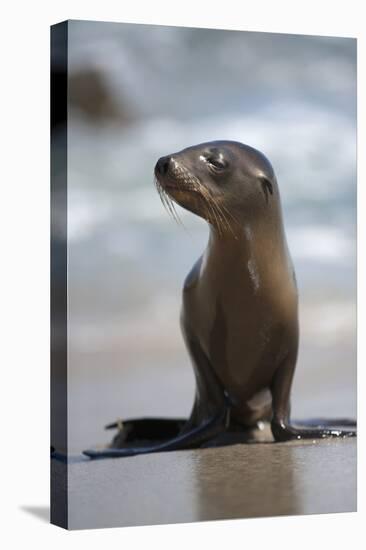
[58,437,356,529]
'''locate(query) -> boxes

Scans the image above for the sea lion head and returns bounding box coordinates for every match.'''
[154,140,278,234]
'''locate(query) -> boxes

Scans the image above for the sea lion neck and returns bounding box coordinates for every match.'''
[207,209,286,254]
[206,210,291,286]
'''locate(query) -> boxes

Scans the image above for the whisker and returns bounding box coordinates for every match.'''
[213,196,239,239]
[199,186,223,236]
[154,170,238,240]
[154,177,184,227]
[201,188,222,236]
[201,185,232,238]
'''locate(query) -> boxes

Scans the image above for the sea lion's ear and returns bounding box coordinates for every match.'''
[259,176,273,202]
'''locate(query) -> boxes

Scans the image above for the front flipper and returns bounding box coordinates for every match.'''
[83,408,229,459]
[271,419,356,442]
[291,418,357,428]
[270,350,357,442]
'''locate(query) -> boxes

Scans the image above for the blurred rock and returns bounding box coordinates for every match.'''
[68,67,136,124]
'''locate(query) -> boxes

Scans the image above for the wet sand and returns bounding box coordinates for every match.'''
[65,438,356,530]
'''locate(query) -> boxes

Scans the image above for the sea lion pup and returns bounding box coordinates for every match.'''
[84,140,356,459]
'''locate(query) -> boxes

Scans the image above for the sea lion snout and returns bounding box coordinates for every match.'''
[155,155,172,177]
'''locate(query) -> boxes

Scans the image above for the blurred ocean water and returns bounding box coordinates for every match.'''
[62,21,356,451]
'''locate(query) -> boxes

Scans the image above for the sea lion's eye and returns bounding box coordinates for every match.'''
[205,154,228,172]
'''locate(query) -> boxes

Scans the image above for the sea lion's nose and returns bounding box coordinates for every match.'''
[156,156,171,176]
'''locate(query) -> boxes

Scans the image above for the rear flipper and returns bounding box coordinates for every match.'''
[272,419,356,442]
[83,408,229,459]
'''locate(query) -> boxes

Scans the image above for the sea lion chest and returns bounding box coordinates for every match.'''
[182,246,296,401]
